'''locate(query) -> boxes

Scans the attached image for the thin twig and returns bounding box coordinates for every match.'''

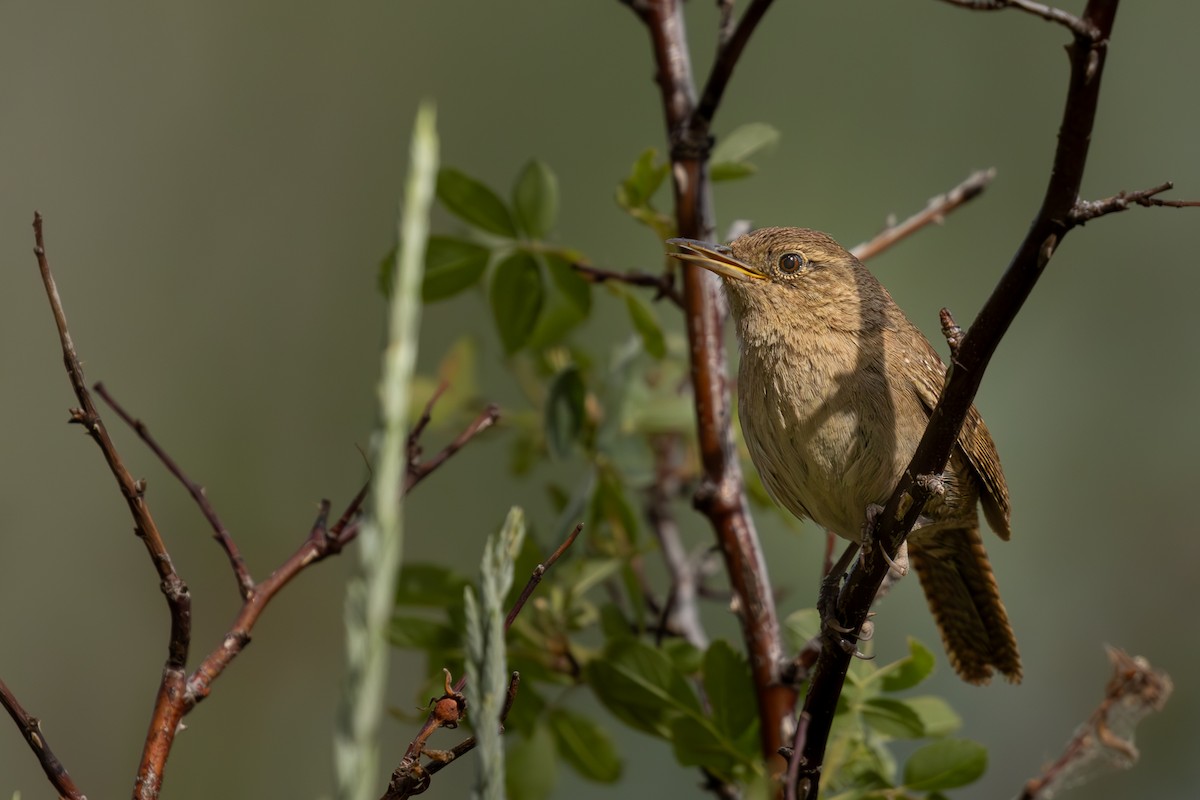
[851,169,996,262]
[383,522,581,799]
[646,434,708,649]
[95,382,255,600]
[1070,180,1200,224]
[572,261,684,307]
[0,678,87,800]
[32,213,191,800]
[505,522,584,630]
[406,403,500,492]
[939,0,1101,38]
[1017,648,1171,800]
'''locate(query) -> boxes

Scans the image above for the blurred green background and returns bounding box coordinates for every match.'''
[2,1,1198,798]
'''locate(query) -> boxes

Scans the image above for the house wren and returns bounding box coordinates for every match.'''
[668,227,1021,684]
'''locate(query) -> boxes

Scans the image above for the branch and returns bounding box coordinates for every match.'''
[17,220,502,800]
[850,169,996,262]
[626,0,793,764]
[1069,180,1200,224]
[1018,648,1172,800]
[0,678,87,800]
[382,524,581,799]
[31,213,191,800]
[939,0,1101,38]
[406,402,500,492]
[572,261,684,307]
[793,3,1177,796]
[95,382,255,600]
[646,435,709,649]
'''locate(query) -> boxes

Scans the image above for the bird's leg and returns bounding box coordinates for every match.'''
[860,503,909,578]
[819,540,864,657]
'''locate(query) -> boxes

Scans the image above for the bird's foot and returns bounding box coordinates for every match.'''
[818,542,873,658]
[861,503,908,578]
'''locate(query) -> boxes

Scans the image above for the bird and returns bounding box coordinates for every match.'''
[667,227,1021,684]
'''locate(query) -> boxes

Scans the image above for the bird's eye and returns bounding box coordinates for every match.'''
[778,252,806,274]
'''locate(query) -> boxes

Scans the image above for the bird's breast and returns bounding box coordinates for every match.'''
[736,331,927,540]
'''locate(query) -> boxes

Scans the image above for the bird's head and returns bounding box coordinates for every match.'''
[667,227,885,336]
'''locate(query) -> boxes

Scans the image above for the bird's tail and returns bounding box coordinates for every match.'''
[909,525,1022,684]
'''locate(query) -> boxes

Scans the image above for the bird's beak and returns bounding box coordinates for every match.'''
[666,238,766,282]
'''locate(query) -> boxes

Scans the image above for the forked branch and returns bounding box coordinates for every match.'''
[794,2,1194,796]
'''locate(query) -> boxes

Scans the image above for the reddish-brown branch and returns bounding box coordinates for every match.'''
[794,3,1145,796]
[406,403,500,492]
[572,261,684,307]
[627,0,793,765]
[0,677,87,800]
[850,169,996,262]
[32,213,192,800]
[16,220,501,800]
[505,522,584,630]
[95,382,255,600]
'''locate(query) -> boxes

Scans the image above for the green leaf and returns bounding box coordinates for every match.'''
[548,707,622,783]
[710,162,758,182]
[490,252,544,353]
[617,148,668,209]
[395,563,472,608]
[437,167,516,237]
[711,122,780,166]
[662,639,704,676]
[544,365,586,459]
[667,716,745,782]
[876,637,937,692]
[623,292,666,359]
[861,697,926,739]
[421,236,490,301]
[704,641,759,748]
[513,159,559,239]
[388,615,460,650]
[545,254,592,315]
[506,720,558,800]
[902,739,987,792]
[588,463,640,546]
[584,638,701,739]
[783,608,822,651]
[903,695,962,737]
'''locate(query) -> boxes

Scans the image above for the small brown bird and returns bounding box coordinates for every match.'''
[668,227,1021,684]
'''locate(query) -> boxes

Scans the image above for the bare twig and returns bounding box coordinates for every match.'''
[406,403,500,492]
[850,169,996,262]
[572,261,684,307]
[0,678,87,800]
[383,523,581,798]
[505,522,584,630]
[1070,180,1200,224]
[15,218,500,800]
[939,307,965,360]
[795,4,1145,796]
[31,212,191,800]
[95,382,255,600]
[1018,648,1172,800]
[939,0,1102,38]
[647,435,709,649]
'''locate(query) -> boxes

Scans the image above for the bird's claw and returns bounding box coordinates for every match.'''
[861,503,908,577]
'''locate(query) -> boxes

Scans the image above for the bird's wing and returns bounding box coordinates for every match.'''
[905,327,1012,540]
